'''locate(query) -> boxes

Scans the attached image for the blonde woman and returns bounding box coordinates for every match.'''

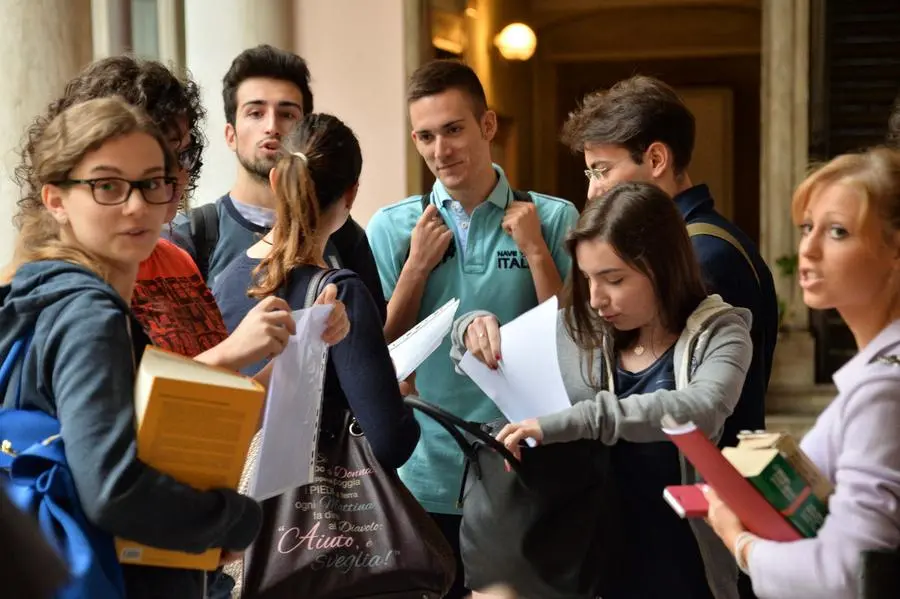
[0,98,261,598]
[706,147,900,599]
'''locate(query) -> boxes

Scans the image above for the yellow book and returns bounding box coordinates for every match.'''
[115,346,264,571]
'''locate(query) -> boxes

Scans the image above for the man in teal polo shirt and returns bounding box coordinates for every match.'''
[367,59,578,598]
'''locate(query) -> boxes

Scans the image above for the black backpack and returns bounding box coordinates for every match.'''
[188,203,219,282]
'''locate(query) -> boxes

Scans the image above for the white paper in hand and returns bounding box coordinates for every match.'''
[459,296,571,445]
[388,297,460,381]
[249,304,333,501]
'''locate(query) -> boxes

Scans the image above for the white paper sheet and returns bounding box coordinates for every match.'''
[249,304,333,501]
[388,297,460,381]
[459,296,571,445]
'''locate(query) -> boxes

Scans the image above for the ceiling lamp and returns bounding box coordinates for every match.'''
[494,22,537,61]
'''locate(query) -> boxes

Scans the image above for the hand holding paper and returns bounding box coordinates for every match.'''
[388,298,460,382]
[459,297,571,446]
[462,315,502,370]
[314,283,350,346]
[249,304,333,501]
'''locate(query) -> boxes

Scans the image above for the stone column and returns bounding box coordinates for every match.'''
[157,0,185,68]
[760,0,818,393]
[184,0,293,207]
[0,0,93,265]
[295,0,417,225]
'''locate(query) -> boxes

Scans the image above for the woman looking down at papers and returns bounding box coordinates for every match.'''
[213,113,420,469]
[451,182,752,599]
[704,148,900,599]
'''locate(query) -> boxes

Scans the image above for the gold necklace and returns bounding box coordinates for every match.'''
[633,344,646,356]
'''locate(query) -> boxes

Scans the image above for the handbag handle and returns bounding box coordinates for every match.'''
[403,396,522,477]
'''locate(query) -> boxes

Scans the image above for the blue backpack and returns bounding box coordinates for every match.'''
[0,330,127,598]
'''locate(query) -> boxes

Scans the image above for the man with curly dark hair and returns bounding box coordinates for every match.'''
[16,55,206,212]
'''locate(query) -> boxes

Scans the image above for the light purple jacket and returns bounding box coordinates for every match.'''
[748,320,900,598]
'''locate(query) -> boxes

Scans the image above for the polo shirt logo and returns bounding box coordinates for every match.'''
[496,250,529,270]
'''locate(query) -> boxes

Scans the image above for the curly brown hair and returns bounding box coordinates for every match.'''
[15,55,205,212]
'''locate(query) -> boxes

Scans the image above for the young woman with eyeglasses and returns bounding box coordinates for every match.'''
[13,56,350,387]
[0,97,262,599]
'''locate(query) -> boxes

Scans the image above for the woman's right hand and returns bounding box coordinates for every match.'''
[496,418,543,461]
[222,296,296,368]
[464,315,502,369]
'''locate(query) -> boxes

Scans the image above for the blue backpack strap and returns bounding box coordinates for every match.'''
[0,329,32,410]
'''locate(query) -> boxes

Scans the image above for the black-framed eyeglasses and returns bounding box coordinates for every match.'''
[55,177,178,206]
[177,137,202,172]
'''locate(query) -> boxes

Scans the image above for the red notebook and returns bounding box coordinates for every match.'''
[663,484,709,519]
[662,418,802,542]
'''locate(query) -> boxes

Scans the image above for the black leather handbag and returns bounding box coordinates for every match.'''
[404,397,624,599]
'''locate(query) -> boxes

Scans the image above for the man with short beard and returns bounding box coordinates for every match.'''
[171,45,385,319]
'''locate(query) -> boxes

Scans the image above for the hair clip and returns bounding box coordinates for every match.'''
[292,151,308,164]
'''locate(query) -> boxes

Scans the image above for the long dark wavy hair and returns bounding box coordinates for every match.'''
[562,182,707,366]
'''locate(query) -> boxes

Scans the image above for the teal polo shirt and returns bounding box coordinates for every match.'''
[367,166,578,513]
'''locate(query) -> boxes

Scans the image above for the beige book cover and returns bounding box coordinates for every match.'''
[115,346,264,570]
[735,431,834,502]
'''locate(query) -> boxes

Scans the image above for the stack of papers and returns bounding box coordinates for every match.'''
[250,298,461,500]
[389,297,460,381]
[249,305,332,501]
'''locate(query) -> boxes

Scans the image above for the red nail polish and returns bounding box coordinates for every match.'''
[496,354,502,361]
